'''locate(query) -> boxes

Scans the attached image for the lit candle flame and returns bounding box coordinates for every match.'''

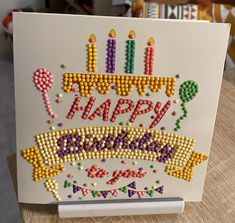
[147,37,155,46]
[128,30,136,39]
[108,29,116,38]
[89,34,96,43]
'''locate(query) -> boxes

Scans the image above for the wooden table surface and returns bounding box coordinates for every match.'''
[7,79,235,223]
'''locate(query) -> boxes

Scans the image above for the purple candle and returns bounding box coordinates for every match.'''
[106,29,116,73]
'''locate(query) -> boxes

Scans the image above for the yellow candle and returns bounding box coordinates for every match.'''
[87,34,97,72]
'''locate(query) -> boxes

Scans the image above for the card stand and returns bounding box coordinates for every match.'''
[58,197,184,218]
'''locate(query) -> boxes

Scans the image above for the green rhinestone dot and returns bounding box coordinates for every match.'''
[131,41,136,45]
[60,64,66,69]
[119,122,124,126]
[146,92,151,96]
[175,74,180,78]
[77,162,82,166]
[150,165,154,168]
[156,180,160,184]
[83,183,87,187]
[73,180,77,184]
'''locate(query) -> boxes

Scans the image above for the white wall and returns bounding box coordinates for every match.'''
[0,0,44,59]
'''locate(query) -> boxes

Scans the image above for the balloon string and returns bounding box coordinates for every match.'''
[43,92,57,118]
[174,103,187,131]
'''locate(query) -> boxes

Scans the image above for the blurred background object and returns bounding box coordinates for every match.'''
[3,0,234,68]
[131,0,235,69]
[212,2,235,69]
[45,0,132,15]
[2,7,34,43]
[0,0,44,59]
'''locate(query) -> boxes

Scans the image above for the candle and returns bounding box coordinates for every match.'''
[87,34,97,72]
[145,37,155,75]
[125,30,136,74]
[106,29,116,73]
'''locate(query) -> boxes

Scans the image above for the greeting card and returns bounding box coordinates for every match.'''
[13,13,230,203]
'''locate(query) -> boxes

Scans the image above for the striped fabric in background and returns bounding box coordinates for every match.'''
[138,2,234,70]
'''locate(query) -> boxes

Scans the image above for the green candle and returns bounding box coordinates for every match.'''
[125,31,136,74]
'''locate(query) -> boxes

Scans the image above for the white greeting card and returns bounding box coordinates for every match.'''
[13,13,230,204]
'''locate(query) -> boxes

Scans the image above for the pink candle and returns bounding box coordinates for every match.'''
[145,37,155,75]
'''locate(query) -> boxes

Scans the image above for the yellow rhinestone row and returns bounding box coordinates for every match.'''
[21,147,65,181]
[22,127,194,169]
[63,73,176,97]
[44,179,61,201]
[87,44,97,72]
[165,151,208,181]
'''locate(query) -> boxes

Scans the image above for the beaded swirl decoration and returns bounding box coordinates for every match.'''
[21,126,207,182]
